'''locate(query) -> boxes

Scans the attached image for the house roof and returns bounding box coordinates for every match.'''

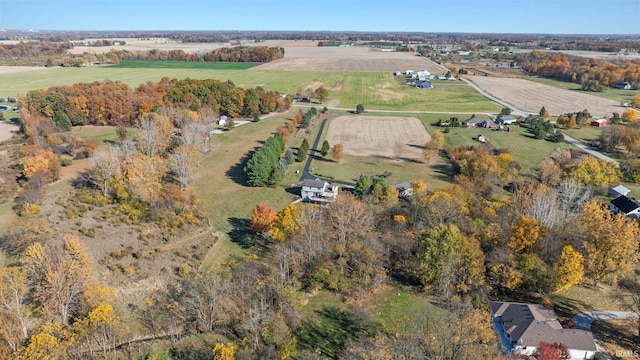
[490,301,597,351]
[394,182,411,191]
[610,185,631,196]
[611,195,640,213]
[463,117,489,124]
[301,178,327,189]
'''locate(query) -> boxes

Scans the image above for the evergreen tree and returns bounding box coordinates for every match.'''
[356,104,365,114]
[321,140,331,157]
[284,148,295,164]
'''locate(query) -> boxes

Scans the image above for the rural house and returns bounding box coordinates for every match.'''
[415,80,433,89]
[608,184,631,198]
[496,115,518,125]
[490,301,597,359]
[462,117,489,128]
[218,115,228,126]
[301,178,338,203]
[609,195,640,218]
[614,81,632,89]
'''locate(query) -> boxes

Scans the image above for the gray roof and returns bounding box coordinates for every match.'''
[394,182,411,191]
[490,301,597,351]
[302,178,327,189]
[609,185,631,196]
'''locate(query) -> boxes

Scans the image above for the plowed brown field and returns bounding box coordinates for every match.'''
[252,46,444,72]
[325,116,431,159]
[465,75,623,117]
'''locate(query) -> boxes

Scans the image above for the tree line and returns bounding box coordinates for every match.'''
[22,78,291,131]
[517,51,640,90]
[102,46,284,63]
[0,41,72,58]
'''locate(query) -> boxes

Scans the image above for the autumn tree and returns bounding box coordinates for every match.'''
[22,234,93,325]
[417,224,484,299]
[553,245,584,292]
[251,203,276,234]
[580,201,640,283]
[566,156,621,187]
[136,112,173,158]
[332,143,344,162]
[622,108,638,122]
[168,144,201,190]
[508,215,548,253]
[314,86,329,103]
[631,95,640,108]
[539,106,550,120]
[533,341,569,360]
[271,204,300,242]
[0,267,30,351]
[90,147,121,197]
[422,141,438,164]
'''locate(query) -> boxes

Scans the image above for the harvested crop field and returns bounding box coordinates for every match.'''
[252,46,444,72]
[465,75,623,117]
[0,66,47,75]
[325,116,431,160]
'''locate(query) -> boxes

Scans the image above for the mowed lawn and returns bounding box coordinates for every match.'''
[192,109,306,266]
[0,66,499,113]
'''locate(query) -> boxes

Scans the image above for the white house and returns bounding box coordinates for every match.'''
[405,70,414,75]
[301,178,338,203]
[496,116,518,125]
[394,182,413,198]
[490,301,597,360]
[218,115,228,126]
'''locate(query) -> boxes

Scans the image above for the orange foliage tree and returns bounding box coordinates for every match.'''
[251,203,277,234]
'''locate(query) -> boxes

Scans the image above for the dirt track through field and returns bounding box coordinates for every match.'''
[465,75,623,117]
[325,116,431,160]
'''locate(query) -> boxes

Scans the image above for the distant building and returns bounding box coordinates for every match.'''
[394,182,413,198]
[590,118,607,127]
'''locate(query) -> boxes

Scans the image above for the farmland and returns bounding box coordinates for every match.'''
[465,75,624,117]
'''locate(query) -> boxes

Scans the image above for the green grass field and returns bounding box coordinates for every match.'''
[0,67,500,113]
[111,60,262,70]
[527,77,639,105]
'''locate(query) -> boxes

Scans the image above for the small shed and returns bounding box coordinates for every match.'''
[394,182,413,198]
[218,115,228,126]
[590,118,607,127]
[609,185,631,198]
[478,135,486,143]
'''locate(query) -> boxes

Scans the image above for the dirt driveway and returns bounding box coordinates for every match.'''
[0,122,19,143]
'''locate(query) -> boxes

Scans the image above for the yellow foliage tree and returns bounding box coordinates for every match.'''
[554,245,584,292]
[508,215,548,253]
[19,333,63,360]
[212,342,236,360]
[489,263,522,291]
[332,143,344,162]
[622,108,639,123]
[271,204,300,242]
[581,201,640,283]
[567,156,621,187]
[631,95,640,108]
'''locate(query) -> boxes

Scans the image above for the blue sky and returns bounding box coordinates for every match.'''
[0,0,638,34]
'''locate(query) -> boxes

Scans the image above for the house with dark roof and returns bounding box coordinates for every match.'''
[301,178,338,203]
[394,182,413,198]
[609,195,640,218]
[462,117,489,128]
[614,81,632,89]
[490,301,597,359]
[415,80,433,89]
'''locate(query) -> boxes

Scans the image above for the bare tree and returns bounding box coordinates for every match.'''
[90,147,121,197]
[168,145,200,190]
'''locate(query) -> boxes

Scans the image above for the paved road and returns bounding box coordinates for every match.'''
[298,117,355,187]
[573,311,639,360]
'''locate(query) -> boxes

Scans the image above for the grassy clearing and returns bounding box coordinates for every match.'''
[192,110,304,266]
[423,119,568,171]
[527,77,639,105]
[372,286,446,329]
[111,61,261,70]
[562,126,603,143]
[69,125,137,142]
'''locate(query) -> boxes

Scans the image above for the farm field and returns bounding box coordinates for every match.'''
[465,75,624,117]
[111,60,261,70]
[325,116,431,159]
[0,66,500,112]
[253,46,444,73]
[527,76,639,105]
